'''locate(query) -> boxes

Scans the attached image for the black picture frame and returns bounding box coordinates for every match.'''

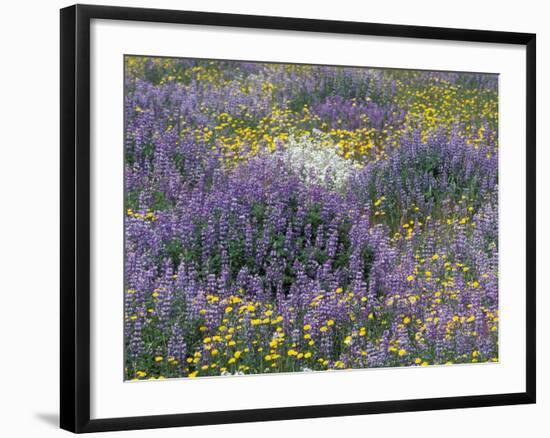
[60,4,536,433]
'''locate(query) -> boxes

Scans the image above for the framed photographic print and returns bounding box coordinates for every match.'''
[60,4,536,433]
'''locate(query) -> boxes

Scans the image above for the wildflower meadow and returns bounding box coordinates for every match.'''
[124,56,499,380]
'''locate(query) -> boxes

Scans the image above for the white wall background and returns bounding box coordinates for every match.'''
[0,0,546,436]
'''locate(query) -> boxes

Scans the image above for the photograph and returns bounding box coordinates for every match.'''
[0,0,541,435]
[123,56,500,380]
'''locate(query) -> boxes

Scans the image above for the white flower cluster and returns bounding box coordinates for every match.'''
[276,130,359,191]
